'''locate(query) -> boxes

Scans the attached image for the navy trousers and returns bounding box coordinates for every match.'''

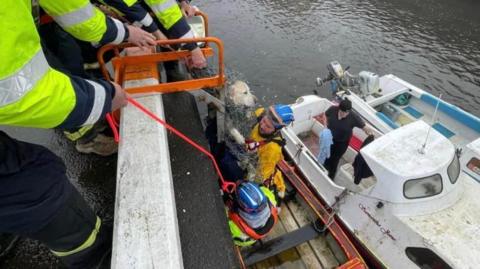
[0,131,110,268]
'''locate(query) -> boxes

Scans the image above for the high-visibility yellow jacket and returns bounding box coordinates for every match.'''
[0,0,113,129]
[39,0,128,45]
[144,0,197,50]
[249,108,287,197]
[228,186,277,247]
[98,0,159,34]
[144,0,182,30]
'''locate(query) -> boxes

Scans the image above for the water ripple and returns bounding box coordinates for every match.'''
[202,0,480,114]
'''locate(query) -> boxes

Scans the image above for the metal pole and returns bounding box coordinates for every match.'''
[419,94,442,154]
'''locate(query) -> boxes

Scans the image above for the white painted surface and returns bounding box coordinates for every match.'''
[400,173,480,268]
[362,121,453,179]
[468,138,480,156]
[112,94,183,269]
[283,95,480,268]
[349,74,480,150]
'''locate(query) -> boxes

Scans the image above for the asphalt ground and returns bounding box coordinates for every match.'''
[0,127,117,269]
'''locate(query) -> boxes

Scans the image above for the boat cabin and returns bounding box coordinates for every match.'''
[358,120,461,209]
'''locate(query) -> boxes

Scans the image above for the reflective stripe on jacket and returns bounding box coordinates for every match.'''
[144,0,196,50]
[0,0,112,128]
[144,0,182,30]
[39,0,126,44]
[100,0,159,33]
[51,217,102,257]
[229,219,256,247]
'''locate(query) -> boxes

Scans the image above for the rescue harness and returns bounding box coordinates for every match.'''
[228,202,278,240]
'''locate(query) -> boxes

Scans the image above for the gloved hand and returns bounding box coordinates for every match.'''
[126,25,156,48]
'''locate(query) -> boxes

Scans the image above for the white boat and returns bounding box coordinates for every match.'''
[281,95,480,268]
[315,61,480,183]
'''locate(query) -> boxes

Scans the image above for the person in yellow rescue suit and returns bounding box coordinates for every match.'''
[247,104,295,200]
[1,0,129,267]
[227,181,279,246]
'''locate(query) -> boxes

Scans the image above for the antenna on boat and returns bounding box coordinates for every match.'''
[419,93,442,154]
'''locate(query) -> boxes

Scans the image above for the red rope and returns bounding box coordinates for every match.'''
[107,96,236,193]
[106,113,119,142]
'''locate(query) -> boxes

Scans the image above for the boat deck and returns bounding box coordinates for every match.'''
[249,196,341,269]
[297,129,375,192]
[399,173,480,268]
[380,99,472,148]
[298,129,350,166]
[364,75,480,149]
[298,132,320,157]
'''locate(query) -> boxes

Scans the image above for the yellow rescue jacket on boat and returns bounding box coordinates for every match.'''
[249,108,287,197]
[228,186,277,247]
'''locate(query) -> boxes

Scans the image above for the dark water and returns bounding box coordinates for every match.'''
[202,0,480,115]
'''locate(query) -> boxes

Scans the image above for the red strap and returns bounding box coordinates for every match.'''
[349,135,362,152]
[229,212,263,240]
[229,203,278,240]
[107,97,236,194]
[40,14,54,25]
[106,113,119,143]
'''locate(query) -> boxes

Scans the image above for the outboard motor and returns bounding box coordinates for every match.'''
[316,61,356,95]
[315,61,345,85]
[316,61,380,98]
[326,61,345,80]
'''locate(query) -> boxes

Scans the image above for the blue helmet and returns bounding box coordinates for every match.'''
[271,104,294,125]
[236,182,267,214]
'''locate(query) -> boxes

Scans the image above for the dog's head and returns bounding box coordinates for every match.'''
[228,80,257,107]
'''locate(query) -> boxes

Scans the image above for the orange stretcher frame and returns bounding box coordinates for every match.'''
[97,11,224,94]
[97,36,225,93]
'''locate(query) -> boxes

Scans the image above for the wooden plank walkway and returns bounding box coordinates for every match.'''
[250,197,339,269]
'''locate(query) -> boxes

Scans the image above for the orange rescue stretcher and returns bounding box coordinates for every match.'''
[97,36,224,94]
[97,13,224,95]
